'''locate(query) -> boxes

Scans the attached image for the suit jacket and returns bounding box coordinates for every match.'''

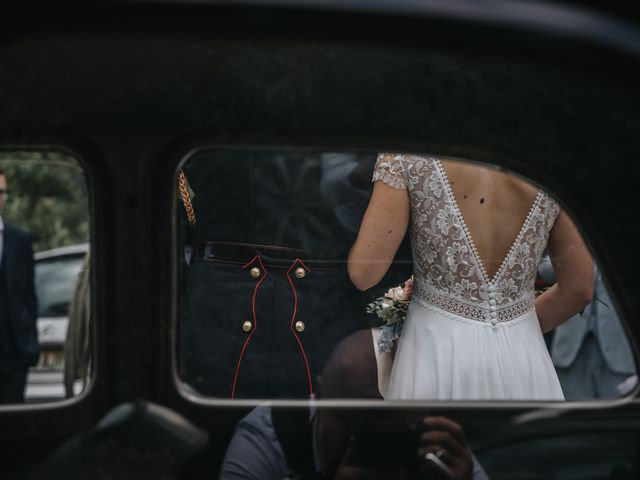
[1,223,39,368]
[551,269,635,375]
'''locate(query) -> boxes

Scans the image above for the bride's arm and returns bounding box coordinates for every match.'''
[535,210,594,333]
[348,181,410,291]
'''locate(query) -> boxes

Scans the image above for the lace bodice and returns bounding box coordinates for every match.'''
[373,154,560,326]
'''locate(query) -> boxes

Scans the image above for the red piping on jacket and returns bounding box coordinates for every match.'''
[287,258,314,396]
[231,255,267,399]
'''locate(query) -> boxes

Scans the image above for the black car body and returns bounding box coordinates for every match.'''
[1,1,639,478]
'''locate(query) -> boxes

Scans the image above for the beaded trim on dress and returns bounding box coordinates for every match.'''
[413,282,535,324]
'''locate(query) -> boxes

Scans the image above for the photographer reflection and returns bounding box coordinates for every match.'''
[220,329,488,479]
[339,415,481,480]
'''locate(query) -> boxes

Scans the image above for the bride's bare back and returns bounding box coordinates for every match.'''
[348,154,593,333]
[441,160,539,280]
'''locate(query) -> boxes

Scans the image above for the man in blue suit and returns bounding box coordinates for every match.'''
[0,168,39,403]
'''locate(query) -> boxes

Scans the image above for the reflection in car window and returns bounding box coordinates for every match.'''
[176,150,635,402]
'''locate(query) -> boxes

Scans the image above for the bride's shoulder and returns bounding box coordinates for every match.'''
[403,155,441,179]
[375,155,440,189]
[378,153,439,168]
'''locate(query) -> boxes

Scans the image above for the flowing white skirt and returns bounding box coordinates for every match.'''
[385,301,564,401]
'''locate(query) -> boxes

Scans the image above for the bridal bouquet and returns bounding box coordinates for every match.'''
[367,276,413,353]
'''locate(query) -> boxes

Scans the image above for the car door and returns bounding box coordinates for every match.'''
[1,1,639,478]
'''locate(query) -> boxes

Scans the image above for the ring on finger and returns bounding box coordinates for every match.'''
[424,452,455,480]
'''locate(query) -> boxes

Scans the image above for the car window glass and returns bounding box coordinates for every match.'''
[0,151,91,405]
[175,150,637,402]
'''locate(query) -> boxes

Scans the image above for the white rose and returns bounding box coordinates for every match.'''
[386,285,405,301]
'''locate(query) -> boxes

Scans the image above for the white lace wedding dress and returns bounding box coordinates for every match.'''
[374,154,564,400]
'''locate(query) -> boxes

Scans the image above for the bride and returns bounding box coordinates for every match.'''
[348,154,593,400]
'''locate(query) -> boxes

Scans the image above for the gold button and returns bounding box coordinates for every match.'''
[250,267,261,278]
[242,321,253,332]
[294,267,306,279]
[295,321,305,332]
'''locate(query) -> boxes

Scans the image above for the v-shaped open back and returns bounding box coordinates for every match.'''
[372,153,566,401]
[372,153,560,325]
[435,160,543,285]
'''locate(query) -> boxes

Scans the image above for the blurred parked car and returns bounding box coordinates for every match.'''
[25,243,89,402]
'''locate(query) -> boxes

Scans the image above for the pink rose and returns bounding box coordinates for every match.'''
[385,276,414,302]
[402,275,414,300]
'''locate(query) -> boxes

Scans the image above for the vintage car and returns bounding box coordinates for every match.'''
[1,0,639,479]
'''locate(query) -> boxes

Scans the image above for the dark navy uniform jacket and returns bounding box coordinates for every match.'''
[178,150,410,399]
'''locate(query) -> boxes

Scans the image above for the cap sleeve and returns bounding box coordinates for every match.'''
[372,153,407,189]
[545,193,561,228]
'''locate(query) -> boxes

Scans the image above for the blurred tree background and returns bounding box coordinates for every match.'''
[0,151,89,252]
